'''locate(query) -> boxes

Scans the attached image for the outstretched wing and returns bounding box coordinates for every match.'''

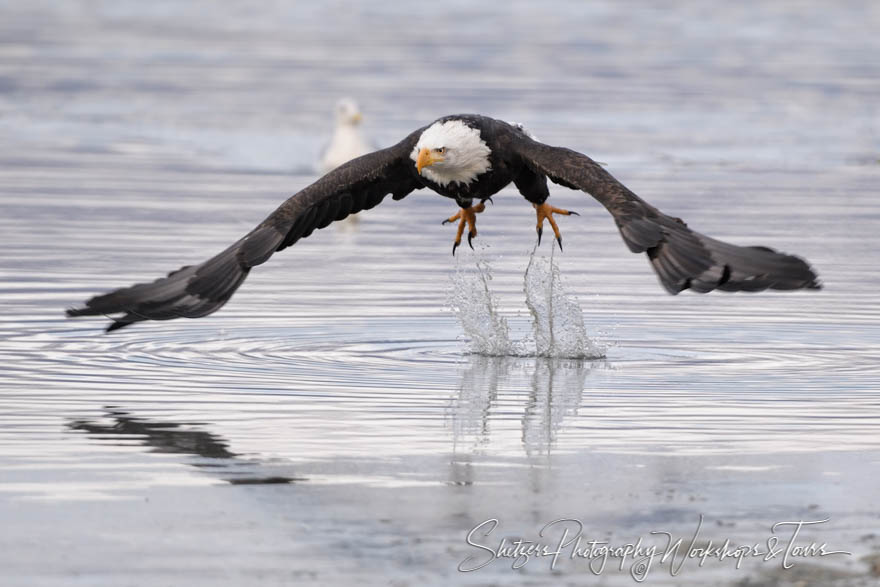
[67,129,424,331]
[510,135,821,294]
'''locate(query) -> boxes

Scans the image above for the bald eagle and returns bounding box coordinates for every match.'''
[67,114,821,332]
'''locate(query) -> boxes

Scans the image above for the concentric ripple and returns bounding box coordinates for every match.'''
[2,312,877,395]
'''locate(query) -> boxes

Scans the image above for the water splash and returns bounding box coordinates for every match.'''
[523,243,607,359]
[448,246,606,359]
[448,255,518,356]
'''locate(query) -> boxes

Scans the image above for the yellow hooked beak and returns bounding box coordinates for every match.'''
[416,148,444,174]
[350,112,363,124]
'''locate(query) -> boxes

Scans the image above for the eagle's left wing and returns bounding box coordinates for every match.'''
[509,133,821,294]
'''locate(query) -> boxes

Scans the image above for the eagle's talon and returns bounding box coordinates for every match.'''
[443,210,462,225]
[534,202,574,250]
[536,225,543,245]
[445,203,486,253]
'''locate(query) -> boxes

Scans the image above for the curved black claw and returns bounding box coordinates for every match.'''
[536,226,543,246]
[556,236,563,251]
[452,241,460,256]
[467,231,475,250]
[569,211,580,216]
[442,218,452,225]
[485,196,494,206]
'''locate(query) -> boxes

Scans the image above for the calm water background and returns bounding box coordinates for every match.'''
[1,1,879,585]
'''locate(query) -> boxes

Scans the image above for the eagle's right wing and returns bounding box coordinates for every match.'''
[67,129,425,332]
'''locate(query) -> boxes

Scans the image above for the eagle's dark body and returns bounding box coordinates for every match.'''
[67,114,821,332]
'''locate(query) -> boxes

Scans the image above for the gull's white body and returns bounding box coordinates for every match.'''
[318,98,373,174]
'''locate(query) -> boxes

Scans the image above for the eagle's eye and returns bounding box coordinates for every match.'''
[434,147,446,154]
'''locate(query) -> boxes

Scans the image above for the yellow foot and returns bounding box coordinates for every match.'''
[442,201,487,255]
[534,202,579,251]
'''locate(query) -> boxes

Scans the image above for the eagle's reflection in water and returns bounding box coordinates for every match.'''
[68,409,300,485]
[67,356,597,488]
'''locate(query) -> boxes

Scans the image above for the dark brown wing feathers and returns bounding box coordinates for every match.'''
[512,137,821,294]
[67,130,423,331]
[68,117,821,333]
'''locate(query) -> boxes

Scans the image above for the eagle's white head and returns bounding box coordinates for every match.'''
[411,120,492,186]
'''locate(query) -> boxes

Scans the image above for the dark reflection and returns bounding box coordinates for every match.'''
[68,407,303,485]
[446,451,474,487]
[227,476,298,485]
[69,408,237,458]
[448,356,595,457]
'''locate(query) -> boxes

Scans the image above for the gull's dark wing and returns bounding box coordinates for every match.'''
[67,129,424,332]
[510,135,821,294]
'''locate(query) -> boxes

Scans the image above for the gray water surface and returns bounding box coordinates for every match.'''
[1,2,879,585]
